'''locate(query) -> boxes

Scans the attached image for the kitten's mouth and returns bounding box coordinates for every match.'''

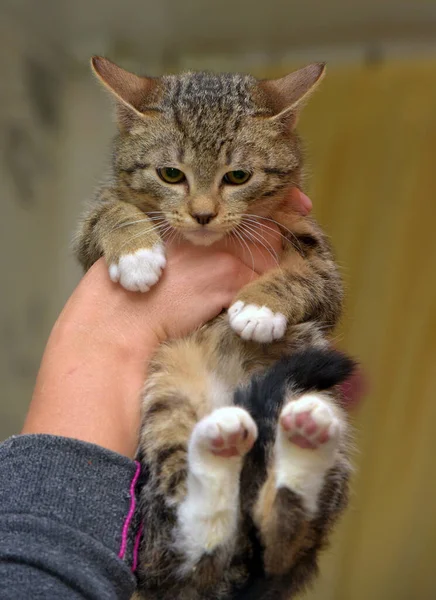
[182,228,225,246]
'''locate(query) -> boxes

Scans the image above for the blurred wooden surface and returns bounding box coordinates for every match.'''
[288,61,436,600]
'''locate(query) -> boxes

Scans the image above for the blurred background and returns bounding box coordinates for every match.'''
[1,0,435,598]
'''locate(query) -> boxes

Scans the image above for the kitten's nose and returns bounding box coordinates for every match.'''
[191,212,217,225]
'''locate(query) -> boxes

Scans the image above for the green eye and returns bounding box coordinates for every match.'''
[157,167,186,184]
[223,170,251,185]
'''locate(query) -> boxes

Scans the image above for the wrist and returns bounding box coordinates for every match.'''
[23,265,163,458]
[71,259,166,351]
[24,331,153,457]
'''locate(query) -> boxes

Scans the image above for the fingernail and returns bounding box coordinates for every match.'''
[299,192,313,215]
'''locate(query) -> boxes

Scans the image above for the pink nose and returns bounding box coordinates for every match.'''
[191,212,217,225]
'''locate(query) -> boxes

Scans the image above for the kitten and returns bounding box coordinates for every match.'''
[75,57,355,599]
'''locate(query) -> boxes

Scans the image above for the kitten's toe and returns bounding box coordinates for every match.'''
[192,407,257,458]
[280,394,341,450]
[108,244,166,292]
[228,302,287,343]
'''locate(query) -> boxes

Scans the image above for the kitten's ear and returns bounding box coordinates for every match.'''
[91,56,159,129]
[261,63,325,127]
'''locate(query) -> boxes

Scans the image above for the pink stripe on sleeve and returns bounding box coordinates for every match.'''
[118,461,141,560]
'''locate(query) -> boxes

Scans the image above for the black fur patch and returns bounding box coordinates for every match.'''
[235,348,356,450]
[294,233,319,249]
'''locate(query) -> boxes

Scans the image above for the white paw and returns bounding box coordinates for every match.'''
[280,394,341,450]
[275,394,343,514]
[191,407,258,459]
[108,244,166,292]
[228,301,287,343]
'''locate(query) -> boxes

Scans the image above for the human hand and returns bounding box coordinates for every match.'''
[22,216,285,457]
[22,187,316,457]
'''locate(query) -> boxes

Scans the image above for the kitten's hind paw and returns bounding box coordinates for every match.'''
[228,301,287,343]
[108,244,166,292]
[192,407,257,459]
[276,395,344,514]
[280,395,341,450]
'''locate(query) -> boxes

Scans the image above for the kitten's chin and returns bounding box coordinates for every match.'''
[182,230,224,246]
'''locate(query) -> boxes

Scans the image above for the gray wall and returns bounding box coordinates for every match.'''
[0,13,112,438]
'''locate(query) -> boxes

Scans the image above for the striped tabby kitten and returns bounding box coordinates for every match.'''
[75,57,355,599]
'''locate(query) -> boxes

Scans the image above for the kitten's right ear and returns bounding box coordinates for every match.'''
[91,56,159,128]
[260,63,326,127]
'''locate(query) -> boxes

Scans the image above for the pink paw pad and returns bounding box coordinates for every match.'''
[212,426,252,458]
[280,396,339,450]
[194,407,258,459]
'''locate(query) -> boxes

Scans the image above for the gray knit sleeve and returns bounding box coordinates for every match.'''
[0,434,144,599]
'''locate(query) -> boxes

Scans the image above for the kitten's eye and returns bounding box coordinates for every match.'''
[157,167,186,184]
[223,170,251,185]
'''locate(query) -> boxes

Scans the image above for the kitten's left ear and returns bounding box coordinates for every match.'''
[260,63,326,126]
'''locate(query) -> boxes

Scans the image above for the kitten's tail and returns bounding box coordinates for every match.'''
[267,347,356,393]
[234,348,357,422]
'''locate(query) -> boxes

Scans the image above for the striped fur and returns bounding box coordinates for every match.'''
[74,59,354,599]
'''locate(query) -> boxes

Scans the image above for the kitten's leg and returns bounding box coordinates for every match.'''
[176,407,257,572]
[74,189,166,291]
[137,339,251,593]
[228,217,343,343]
[253,392,349,576]
[276,393,344,513]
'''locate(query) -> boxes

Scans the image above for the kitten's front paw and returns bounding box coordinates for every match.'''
[192,407,258,459]
[108,244,166,292]
[228,301,287,343]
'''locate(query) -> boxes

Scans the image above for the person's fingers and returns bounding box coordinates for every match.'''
[139,250,257,340]
[298,191,313,215]
[282,187,313,216]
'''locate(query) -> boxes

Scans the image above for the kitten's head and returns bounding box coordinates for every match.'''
[92,57,324,245]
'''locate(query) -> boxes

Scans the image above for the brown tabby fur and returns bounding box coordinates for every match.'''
[74,57,351,600]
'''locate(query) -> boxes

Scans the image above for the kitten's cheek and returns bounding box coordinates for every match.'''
[108,244,166,292]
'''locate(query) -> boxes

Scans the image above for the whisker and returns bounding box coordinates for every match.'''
[123,223,167,239]
[237,224,281,271]
[233,228,255,275]
[241,214,303,254]
[239,222,281,265]
[241,217,288,243]
[229,231,252,278]
[165,228,178,246]
[241,231,281,273]
[241,216,302,256]
[110,209,168,232]
[119,223,172,250]
[230,230,245,259]
[110,218,158,233]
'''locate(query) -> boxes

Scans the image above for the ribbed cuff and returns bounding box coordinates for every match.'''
[0,434,141,566]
